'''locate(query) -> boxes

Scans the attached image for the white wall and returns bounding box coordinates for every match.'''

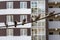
[48,21,60,28]
[0,22,31,28]
[0,0,44,1]
[49,35,60,40]
[0,9,31,15]
[0,36,31,40]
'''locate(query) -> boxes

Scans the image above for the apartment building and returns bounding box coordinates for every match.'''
[48,0,60,40]
[0,0,31,40]
[0,0,57,40]
[31,0,46,40]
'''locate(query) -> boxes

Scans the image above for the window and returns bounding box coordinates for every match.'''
[59,6,60,8]
[31,1,38,13]
[49,6,53,8]
[32,29,37,34]
[59,32,60,35]
[49,32,53,35]
[41,28,45,35]
[20,2,27,8]
[33,35,38,40]
[6,15,13,22]
[32,8,38,13]
[42,22,45,26]
[38,21,41,26]
[7,29,13,36]
[31,1,37,8]
[20,29,27,36]
[7,2,13,9]
[38,1,45,13]
[49,19,53,21]
[42,35,46,40]
[20,15,27,22]
[33,35,42,40]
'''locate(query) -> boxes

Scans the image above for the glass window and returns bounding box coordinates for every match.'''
[7,2,13,9]
[31,1,37,8]
[32,29,37,34]
[42,35,46,40]
[38,21,41,26]
[38,1,45,13]
[20,29,27,36]
[41,28,45,35]
[20,2,27,8]
[49,19,53,21]
[49,32,53,35]
[31,1,38,13]
[37,29,41,34]
[6,15,13,22]
[42,22,45,26]
[20,15,27,22]
[59,6,60,8]
[32,35,42,40]
[7,29,13,36]
[33,35,38,40]
[49,6,53,8]
[32,22,37,26]
[59,32,60,35]
[32,8,38,13]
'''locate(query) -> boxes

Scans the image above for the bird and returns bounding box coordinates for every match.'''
[49,11,55,15]
[35,14,41,23]
[14,20,17,27]
[22,18,26,25]
[5,22,8,28]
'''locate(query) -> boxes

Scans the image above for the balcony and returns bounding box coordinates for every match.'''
[0,22,31,28]
[0,0,31,1]
[49,35,60,40]
[48,0,60,3]
[0,9,31,15]
[0,36,31,40]
[48,8,60,13]
[48,21,60,28]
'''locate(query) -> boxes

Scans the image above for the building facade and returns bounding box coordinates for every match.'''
[48,0,60,40]
[0,0,31,40]
[1,0,60,40]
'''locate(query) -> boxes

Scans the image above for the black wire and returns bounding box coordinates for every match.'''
[0,13,60,28]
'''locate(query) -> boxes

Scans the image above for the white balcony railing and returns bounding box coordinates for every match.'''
[0,9,31,15]
[48,0,60,3]
[48,8,60,13]
[48,21,60,28]
[0,22,31,28]
[49,35,60,40]
[0,36,31,40]
[0,0,31,1]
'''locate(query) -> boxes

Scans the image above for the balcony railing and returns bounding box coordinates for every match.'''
[0,36,31,40]
[48,21,60,28]
[0,22,31,28]
[48,0,60,3]
[0,9,31,15]
[48,8,60,13]
[49,35,60,40]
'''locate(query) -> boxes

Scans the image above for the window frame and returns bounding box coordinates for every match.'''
[7,29,13,36]
[6,15,13,22]
[20,15,27,22]
[20,2,27,8]
[20,29,27,36]
[6,2,13,9]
